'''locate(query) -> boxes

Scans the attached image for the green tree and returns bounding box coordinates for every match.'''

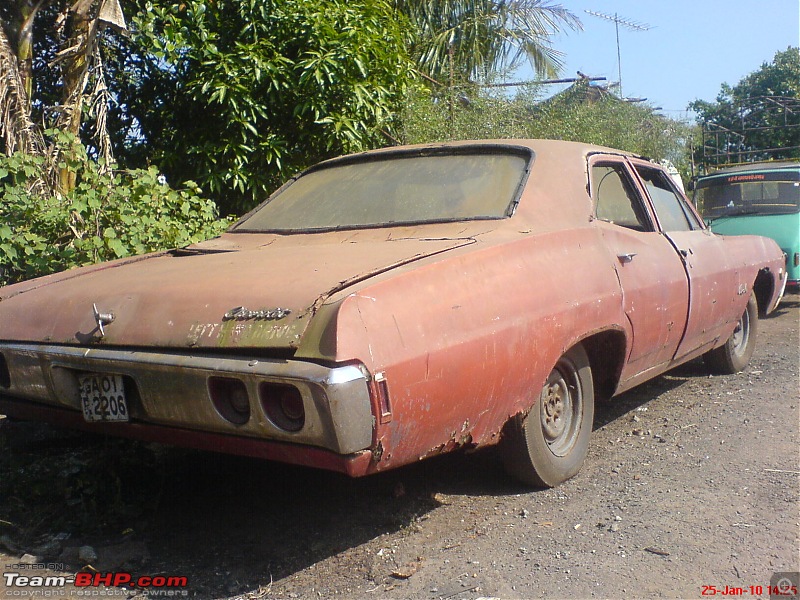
[690,47,800,169]
[1,0,128,179]
[112,0,417,215]
[4,1,579,217]
[1,2,226,284]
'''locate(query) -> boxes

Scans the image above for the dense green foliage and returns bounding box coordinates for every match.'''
[4,1,581,220]
[110,0,416,215]
[690,47,800,168]
[0,134,228,286]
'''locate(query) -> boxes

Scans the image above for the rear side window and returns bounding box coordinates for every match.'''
[635,166,702,231]
[591,163,653,232]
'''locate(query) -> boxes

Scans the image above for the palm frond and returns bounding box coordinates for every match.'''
[0,24,44,156]
[88,47,114,171]
[399,0,581,82]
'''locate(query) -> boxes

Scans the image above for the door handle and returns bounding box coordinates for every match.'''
[679,248,692,257]
[617,253,637,264]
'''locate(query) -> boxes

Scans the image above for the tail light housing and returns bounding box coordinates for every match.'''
[260,383,305,432]
[208,377,250,425]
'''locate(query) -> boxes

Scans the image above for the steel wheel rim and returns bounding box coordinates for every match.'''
[539,362,582,457]
[730,307,750,357]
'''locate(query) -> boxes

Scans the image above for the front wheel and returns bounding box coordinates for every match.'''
[703,293,759,375]
[501,344,594,487]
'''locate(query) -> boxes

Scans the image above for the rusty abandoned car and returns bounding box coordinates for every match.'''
[0,140,787,487]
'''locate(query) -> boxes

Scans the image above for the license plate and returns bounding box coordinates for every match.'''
[79,373,129,422]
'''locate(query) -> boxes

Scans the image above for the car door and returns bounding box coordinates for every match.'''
[589,157,689,381]
[629,160,740,361]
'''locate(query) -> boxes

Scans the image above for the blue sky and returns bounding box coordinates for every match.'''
[515,0,800,120]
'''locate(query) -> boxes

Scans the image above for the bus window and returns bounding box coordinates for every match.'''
[695,166,800,219]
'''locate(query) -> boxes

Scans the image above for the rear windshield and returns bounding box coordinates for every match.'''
[233,148,532,232]
[695,168,800,219]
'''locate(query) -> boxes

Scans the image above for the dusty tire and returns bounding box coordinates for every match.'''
[502,344,594,487]
[703,294,759,375]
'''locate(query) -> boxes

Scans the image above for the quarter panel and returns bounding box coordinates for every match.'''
[327,227,626,470]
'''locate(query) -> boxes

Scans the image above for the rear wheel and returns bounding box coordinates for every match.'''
[703,294,758,375]
[502,344,594,487]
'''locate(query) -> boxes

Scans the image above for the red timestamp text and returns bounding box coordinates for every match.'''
[701,584,799,596]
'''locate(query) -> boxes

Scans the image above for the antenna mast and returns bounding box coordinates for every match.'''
[585,10,652,99]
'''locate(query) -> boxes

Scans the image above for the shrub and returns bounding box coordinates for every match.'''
[0,135,229,286]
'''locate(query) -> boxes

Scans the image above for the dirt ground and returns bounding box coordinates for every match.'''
[1,296,798,600]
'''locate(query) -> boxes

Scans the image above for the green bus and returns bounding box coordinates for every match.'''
[694,162,800,292]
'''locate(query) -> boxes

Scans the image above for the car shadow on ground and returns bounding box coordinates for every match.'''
[592,357,709,429]
[768,292,800,316]
[0,355,729,597]
[140,443,533,596]
[94,359,710,596]
[0,419,514,596]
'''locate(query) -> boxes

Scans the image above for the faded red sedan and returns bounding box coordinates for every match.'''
[0,140,787,487]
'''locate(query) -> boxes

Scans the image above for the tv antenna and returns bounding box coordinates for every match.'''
[585,10,652,99]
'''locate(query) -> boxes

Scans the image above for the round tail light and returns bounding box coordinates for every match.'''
[260,383,305,432]
[208,377,250,425]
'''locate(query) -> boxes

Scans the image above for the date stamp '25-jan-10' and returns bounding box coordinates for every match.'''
[701,572,799,599]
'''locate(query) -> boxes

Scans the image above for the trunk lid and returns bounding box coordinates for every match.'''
[0,232,473,349]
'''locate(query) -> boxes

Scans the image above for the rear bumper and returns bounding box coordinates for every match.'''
[0,343,375,459]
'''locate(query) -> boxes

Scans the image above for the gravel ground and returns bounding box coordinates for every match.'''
[1,296,798,600]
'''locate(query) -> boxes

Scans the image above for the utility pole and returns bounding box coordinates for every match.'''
[585,10,651,100]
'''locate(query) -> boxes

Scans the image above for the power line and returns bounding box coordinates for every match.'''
[480,76,607,88]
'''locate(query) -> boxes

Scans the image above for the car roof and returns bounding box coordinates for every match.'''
[339,138,640,160]
[236,139,652,237]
